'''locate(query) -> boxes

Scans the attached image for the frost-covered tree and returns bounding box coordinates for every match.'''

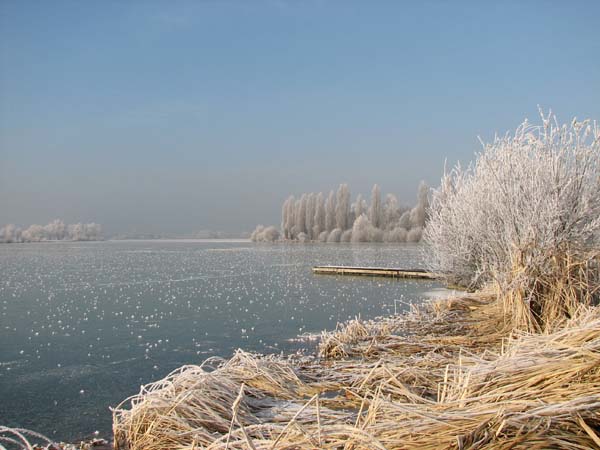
[325,190,336,232]
[0,224,22,243]
[1,220,103,243]
[67,223,102,241]
[281,196,294,239]
[281,198,288,239]
[287,196,296,237]
[269,181,430,242]
[295,195,307,235]
[314,192,325,238]
[382,194,400,230]
[22,224,45,242]
[44,219,66,240]
[352,194,366,220]
[368,184,382,229]
[305,193,316,240]
[409,181,430,228]
[335,184,350,231]
[69,223,84,241]
[424,111,600,331]
[351,214,371,242]
[398,210,411,230]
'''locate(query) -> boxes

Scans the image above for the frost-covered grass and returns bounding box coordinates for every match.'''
[112,294,600,449]
[0,426,52,450]
[424,110,600,331]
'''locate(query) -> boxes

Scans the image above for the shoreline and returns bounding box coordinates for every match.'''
[5,289,598,448]
[111,291,600,449]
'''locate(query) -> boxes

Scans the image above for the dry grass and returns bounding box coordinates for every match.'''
[112,289,600,449]
[500,249,600,333]
[0,426,52,450]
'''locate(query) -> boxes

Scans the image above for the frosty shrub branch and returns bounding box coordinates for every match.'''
[0,219,103,243]
[424,111,600,332]
[251,182,429,243]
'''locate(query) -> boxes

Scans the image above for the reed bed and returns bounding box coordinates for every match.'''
[500,249,600,333]
[318,293,503,360]
[112,291,600,449]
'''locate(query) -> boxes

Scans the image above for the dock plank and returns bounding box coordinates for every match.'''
[312,265,437,279]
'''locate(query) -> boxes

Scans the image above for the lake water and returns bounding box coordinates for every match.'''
[0,240,442,441]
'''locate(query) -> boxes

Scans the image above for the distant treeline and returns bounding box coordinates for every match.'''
[251,182,429,243]
[112,230,249,240]
[0,220,102,243]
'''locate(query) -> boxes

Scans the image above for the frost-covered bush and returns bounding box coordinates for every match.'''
[424,111,600,330]
[296,232,308,243]
[351,215,370,242]
[327,228,342,243]
[407,226,423,243]
[262,226,280,242]
[340,229,352,242]
[384,227,408,243]
[250,225,265,241]
[351,215,386,243]
[250,225,280,242]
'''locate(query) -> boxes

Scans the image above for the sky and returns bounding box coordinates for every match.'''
[1,0,599,235]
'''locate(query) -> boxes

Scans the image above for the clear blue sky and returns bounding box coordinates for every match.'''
[1,0,599,234]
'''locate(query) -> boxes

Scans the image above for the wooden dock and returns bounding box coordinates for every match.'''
[312,265,438,279]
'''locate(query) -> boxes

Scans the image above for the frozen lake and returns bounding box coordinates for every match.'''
[0,240,442,441]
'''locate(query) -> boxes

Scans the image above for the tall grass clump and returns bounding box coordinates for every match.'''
[424,110,600,332]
